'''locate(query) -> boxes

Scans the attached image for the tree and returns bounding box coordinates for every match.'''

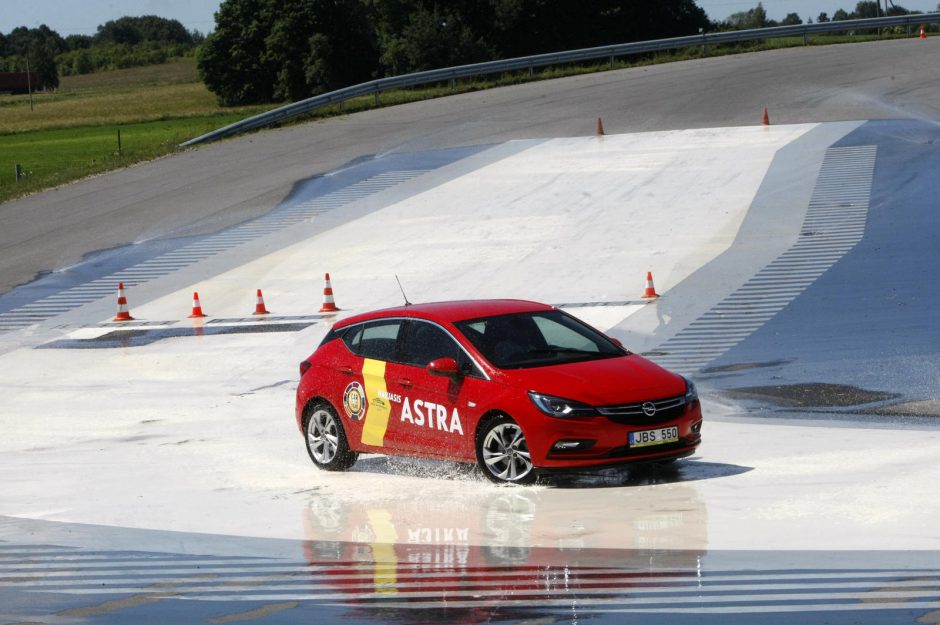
[781,12,802,25]
[726,2,768,29]
[65,34,93,50]
[295,0,376,94]
[817,12,830,22]
[852,1,880,18]
[199,0,377,105]
[375,2,493,74]
[95,16,194,45]
[477,0,708,59]
[198,0,278,105]
[832,9,851,20]
[200,0,712,105]
[4,25,63,89]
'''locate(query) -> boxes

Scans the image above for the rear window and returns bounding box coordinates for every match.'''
[341,320,403,361]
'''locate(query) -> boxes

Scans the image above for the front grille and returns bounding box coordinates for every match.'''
[597,395,687,425]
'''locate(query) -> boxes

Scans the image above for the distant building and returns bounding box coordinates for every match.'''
[0,72,41,95]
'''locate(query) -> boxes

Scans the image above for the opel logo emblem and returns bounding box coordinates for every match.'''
[642,402,657,417]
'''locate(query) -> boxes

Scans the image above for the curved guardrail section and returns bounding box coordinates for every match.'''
[181,13,940,147]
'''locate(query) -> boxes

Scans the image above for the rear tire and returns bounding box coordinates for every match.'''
[304,403,357,471]
[476,416,536,485]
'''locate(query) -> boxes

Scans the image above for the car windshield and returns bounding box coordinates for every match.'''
[454,309,626,369]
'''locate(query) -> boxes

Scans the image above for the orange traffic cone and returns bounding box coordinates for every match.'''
[596,117,606,136]
[920,25,927,39]
[253,289,270,315]
[113,282,134,321]
[188,291,207,318]
[319,273,340,313]
[762,107,770,126]
[642,272,660,299]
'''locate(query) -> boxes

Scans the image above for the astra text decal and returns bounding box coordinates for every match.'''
[400,398,464,435]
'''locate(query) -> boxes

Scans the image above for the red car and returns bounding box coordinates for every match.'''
[295,300,702,484]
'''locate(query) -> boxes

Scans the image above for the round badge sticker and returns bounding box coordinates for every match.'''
[343,381,366,421]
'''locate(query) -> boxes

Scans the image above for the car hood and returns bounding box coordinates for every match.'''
[499,354,686,406]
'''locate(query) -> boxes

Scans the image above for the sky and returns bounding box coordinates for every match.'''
[1,0,938,36]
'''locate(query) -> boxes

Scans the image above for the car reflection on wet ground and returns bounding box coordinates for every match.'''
[4,509,940,625]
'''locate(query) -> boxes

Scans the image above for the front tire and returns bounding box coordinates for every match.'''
[305,403,357,471]
[476,416,536,485]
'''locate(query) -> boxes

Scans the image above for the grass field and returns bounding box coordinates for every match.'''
[0,114,262,200]
[0,32,918,205]
[0,59,268,203]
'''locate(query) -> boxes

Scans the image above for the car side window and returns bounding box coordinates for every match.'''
[342,320,403,361]
[400,321,461,367]
[400,321,484,377]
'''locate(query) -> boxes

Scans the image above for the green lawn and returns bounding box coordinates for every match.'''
[0,114,255,202]
[0,59,268,203]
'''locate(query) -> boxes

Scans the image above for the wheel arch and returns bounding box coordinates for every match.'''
[474,409,513,443]
[300,396,334,431]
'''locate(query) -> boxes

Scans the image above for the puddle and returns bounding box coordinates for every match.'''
[701,359,793,374]
[723,383,900,408]
[38,322,316,349]
[861,399,940,418]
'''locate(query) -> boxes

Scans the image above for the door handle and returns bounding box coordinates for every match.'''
[338,366,355,376]
[396,378,413,388]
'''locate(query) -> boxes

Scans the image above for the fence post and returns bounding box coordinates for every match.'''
[117,129,122,156]
[14,164,22,181]
[374,90,379,106]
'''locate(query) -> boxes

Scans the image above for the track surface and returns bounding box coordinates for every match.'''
[2,37,939,294]
[3,38,940,625]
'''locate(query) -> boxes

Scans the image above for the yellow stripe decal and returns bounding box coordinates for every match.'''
[366,509,398,592]
[360,358,391,447]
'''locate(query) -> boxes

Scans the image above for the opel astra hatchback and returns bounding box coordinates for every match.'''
[295,300,702,484]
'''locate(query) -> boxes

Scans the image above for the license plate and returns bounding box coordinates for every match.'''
[629,426,679,448]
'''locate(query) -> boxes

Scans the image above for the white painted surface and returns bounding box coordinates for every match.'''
[130,125,815,326]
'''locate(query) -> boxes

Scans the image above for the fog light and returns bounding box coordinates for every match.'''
[551,439,595,452]
[692,420,703,433]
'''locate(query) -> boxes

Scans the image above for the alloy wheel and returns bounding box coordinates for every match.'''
[481,422,533,482]
[307,408,339,464]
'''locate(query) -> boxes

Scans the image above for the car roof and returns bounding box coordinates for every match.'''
[333,299,555,328]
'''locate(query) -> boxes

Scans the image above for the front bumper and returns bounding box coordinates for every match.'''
[534,435,701,470]
[524,400,703,470]
[534,444,699,475]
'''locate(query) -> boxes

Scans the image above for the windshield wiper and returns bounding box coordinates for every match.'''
[529,346,598,355]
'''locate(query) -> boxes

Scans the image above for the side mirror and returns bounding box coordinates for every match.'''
[609,337,624,348]
[428,357,460,377]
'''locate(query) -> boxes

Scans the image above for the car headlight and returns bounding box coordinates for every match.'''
[528,392,597,418]
[683,377,698,402]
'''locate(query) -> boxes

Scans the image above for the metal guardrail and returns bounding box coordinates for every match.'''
[181,13,940,147]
